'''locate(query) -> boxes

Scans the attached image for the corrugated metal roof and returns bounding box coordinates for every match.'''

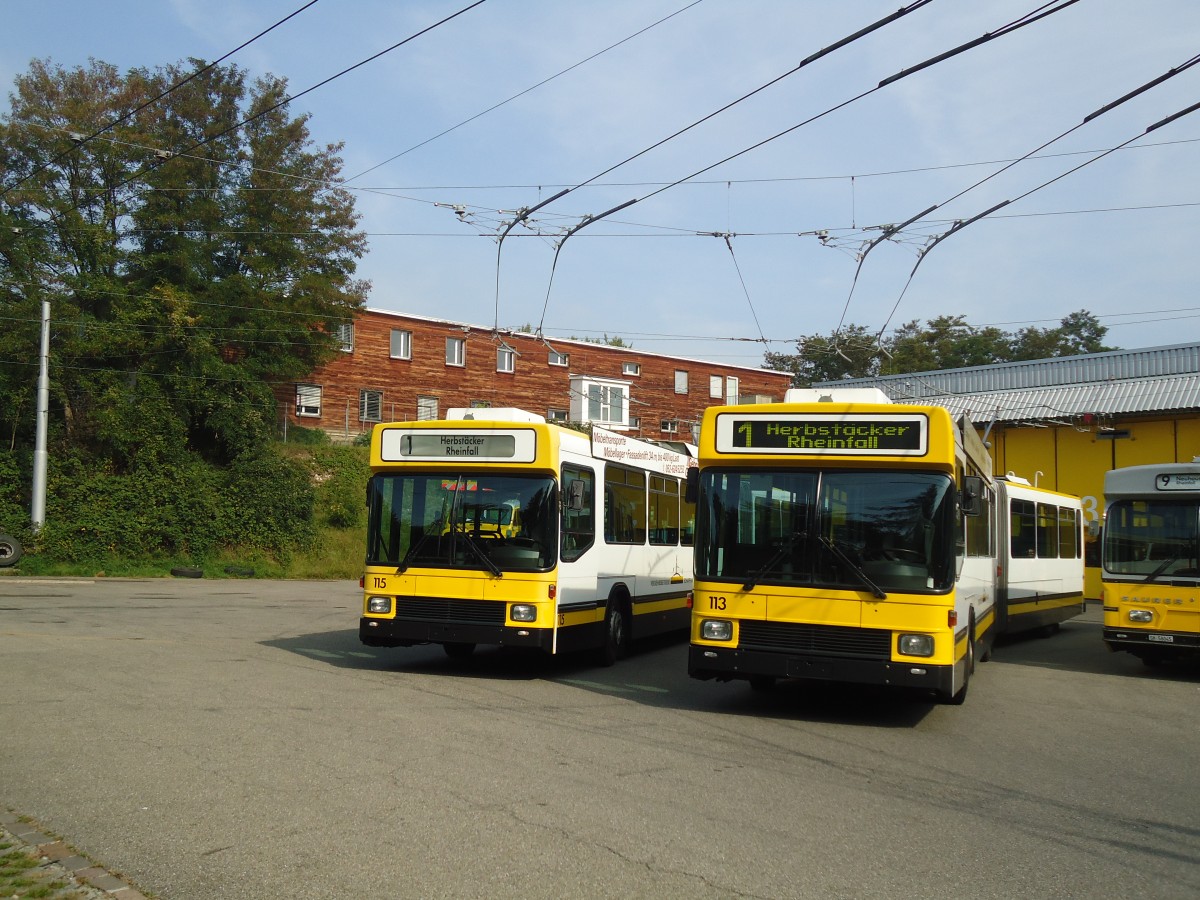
[814,343,1200,425]
[888,374,1200,424]
[824,343,1200,394]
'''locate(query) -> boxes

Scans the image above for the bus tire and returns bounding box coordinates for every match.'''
[443,642,475,659]
[0,534,22,567]
[596,596,629,667]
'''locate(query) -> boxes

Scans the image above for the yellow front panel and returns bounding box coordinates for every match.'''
[767,592,861,628]
[1104,583,1200,635]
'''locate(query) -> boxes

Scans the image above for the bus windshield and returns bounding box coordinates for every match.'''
[1103,499,1200,578]
[696,469,956,593]
[367,472,557,572]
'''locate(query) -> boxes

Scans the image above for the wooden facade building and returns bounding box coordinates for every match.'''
[273,308,793,443]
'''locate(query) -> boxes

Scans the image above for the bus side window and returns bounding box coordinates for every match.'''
[562,465,595,561]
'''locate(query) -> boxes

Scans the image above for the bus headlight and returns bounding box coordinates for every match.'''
[1128,609,1153,623]
[367,596,392,614]
[701,619,733,641]
[898,634,934,657]
[511,604,537,623]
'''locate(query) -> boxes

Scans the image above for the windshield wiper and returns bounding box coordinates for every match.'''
[743,532,805,591]
[1143,555,1180,583]
[819,536,887,599]
[459,531,503,577]
[396,516,444,573]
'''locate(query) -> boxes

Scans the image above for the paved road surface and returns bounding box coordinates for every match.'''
[2,577,1198,899]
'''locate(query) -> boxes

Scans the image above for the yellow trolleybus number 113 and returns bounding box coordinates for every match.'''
[687,389,1084,705]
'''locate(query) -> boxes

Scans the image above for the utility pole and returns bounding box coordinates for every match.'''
[31,297,49,530]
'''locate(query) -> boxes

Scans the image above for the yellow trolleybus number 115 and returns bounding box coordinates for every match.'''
[359,408,696,664]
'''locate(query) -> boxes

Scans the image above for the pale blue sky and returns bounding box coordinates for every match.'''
[4,1,1199,368]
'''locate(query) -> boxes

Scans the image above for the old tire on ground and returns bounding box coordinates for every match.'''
[0,534,22,567]
[170,566,204,578]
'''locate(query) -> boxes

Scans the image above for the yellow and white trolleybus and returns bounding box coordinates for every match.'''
[360,408,695,663]
[687,389,998,703]
[994,475,1086,637]
[1101,462,1200,665]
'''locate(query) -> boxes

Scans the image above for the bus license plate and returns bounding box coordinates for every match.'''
[1147,634,1174,643]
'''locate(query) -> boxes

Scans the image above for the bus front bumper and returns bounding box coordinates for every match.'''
[688,644,954,694]
[1103,627,1200,656]
[360,616,555,652]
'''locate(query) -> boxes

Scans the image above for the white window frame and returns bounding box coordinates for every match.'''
[622,362,641,376]
[359,389,383,423]
[417,396,439,421]
[335,322,354,352]
[660,419,679,434]
[675,369,689,394]
[725,375,739,405]
[295,383,321,418]
[548,350,569,367]
[446,337,465,367]
[390,329,412,360]
[709,374,723,399]
[497,347,515,373]
[547,408,568,423]
[568,375,631,429]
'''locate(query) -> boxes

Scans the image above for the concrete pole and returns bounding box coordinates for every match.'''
[31,298,49,531]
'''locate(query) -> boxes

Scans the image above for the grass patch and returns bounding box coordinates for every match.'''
[1,523,366,581]
[0,838,89,899]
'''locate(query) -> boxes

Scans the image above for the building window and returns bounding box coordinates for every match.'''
[497,347,515,373]
[675,369,689,394]
[709,375,723,399]
[417,396,439,421]
[588,385,625,425]
[660,419,679,434]
[569,375,631,428]
[725,375,739,404]
[446,337,465,367]
[390,329,411,360]
[470,400,492,409]
[549,350,569,367]
[295,383,321,418]
[547,408,568,422]
[629,416,640,430]
[335,322,354,352]
[359,389,382,423]
[622,362,641,376]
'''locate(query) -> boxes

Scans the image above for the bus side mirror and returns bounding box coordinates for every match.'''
[568,478,585,511]
[961,475,983,516]
[684,468,699,504]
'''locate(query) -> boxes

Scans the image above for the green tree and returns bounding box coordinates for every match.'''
[0,58,368,463]
[765,312,1115,386]
[763,323,880,385]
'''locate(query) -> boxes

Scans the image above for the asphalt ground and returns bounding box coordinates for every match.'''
[3,576,1199,899]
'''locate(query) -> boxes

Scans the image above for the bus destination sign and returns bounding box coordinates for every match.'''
[379,428,537,463]
[1156,472,1200,491]
[715,412,928,456]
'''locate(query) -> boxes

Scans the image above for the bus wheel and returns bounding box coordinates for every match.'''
[749,675,776,693]
[597,598,628,667]
[443,642,475,659]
